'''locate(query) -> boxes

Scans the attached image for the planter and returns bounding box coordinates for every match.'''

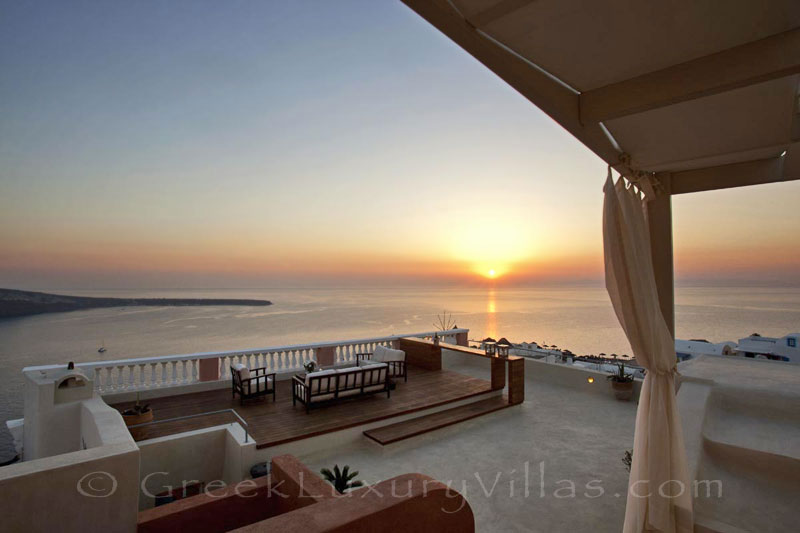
[610,380,634,401]
[122,409,153,427]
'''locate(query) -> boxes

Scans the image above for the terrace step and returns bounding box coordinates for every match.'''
[363,396,511,445]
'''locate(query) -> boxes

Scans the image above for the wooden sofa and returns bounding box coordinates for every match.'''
[231,364,276,405]
[292,363,390,413]
[356,345,407,382]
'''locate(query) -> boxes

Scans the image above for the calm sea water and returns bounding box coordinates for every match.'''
[2,285,799,458]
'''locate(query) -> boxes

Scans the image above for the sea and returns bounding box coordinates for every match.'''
[1,285,799,460]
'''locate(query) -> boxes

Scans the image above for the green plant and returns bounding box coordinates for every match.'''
[622,449,633,472]
[320,464,363,494]
[607,362,634,383]
[122,393,150,415]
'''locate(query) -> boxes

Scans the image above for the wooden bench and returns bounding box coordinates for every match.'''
[292,363,390,413]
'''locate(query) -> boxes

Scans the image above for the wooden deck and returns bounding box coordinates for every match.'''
[111,366,493,449]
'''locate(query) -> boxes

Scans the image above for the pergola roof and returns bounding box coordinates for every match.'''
[402,0,800,194]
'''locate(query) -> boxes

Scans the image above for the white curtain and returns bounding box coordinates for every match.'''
[602,172,693,533]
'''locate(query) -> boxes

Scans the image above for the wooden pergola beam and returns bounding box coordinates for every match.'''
[467,0,536,28]
[580,28,800,123]
[400,0,628,174]
[669,147,799,195]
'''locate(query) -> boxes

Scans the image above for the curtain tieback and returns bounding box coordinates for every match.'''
[646,366,681,378]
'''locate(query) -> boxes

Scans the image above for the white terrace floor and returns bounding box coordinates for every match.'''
[300,354,637,533]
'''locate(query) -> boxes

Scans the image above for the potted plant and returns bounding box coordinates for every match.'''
[121,393,153,426]
[622,449,633,472]
[607,362,634,401]
[320,464,363,494]
[303,360,318,373]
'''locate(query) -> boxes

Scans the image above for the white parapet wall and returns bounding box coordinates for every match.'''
[0,395,141,532]
[137,423,255,510]
[0,363,142,532]
[23,328,470,400]
[677,355,800,533]
[444,346,643,399]
[524,357,643,399]
[0,442,140,533]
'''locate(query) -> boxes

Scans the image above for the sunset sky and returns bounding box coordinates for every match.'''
[1,1,799,289]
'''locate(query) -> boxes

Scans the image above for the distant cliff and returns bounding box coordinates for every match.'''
[0,288,272,319]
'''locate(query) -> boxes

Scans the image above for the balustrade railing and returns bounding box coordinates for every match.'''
[23,328,468,394]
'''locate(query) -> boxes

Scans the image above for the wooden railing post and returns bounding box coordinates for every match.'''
[455,331,468,346]
[398,338,442,370]
[507,358,525,405]
[315,346,335,368]
[490,358,506,391]
[199,357,220,381]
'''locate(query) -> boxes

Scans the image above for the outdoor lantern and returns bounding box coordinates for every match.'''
[484,341,496,356]
[497,341,510,357]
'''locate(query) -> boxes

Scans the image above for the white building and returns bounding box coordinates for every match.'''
[675,339,738,361]
[736,333,800,362]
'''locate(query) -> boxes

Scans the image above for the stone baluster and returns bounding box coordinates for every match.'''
[116,366,125,390]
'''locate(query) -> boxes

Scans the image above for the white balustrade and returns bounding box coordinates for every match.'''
[23,328,468,394]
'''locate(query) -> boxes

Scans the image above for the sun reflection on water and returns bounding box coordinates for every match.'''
[486,288,497,339]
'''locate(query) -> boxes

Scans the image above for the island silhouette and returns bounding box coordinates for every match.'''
[0,288,272,319]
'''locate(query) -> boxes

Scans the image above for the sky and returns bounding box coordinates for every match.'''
[1,0,798,289]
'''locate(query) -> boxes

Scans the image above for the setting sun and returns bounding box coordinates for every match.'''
[488,269,496,278]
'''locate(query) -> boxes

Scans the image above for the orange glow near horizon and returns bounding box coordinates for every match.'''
[1,3,800,291]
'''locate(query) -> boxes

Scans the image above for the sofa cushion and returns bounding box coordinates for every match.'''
[253,376,273,388]
[373,345,405,363]
[306,369,337,395]
[233,363,250,380]
[308,393,335,403]
[336,368,362,388]
[362,366,387,386]
[305,369,336,383]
